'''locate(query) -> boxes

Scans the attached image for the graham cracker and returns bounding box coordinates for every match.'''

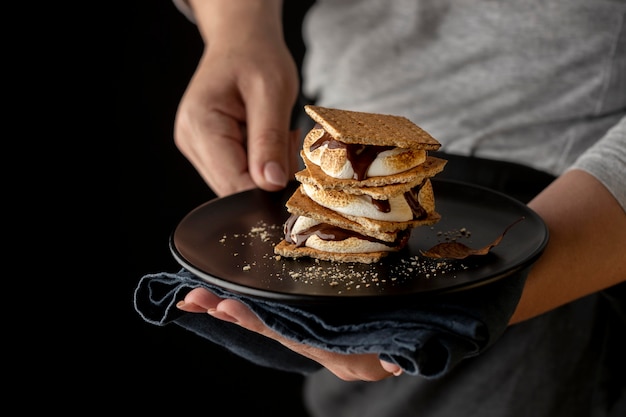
[286,185,440,240]
[304,105,441,149]
[300,153,447,191]
[274,239,391,264]
[302,126,428,180]
[296,167,414,199]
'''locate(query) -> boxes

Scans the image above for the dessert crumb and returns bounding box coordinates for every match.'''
[218,222,474,294]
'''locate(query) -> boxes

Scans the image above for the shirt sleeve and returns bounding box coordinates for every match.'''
[172,0,196,23]
[567,116,626,212]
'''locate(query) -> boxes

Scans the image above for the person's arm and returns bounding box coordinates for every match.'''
[174,0,300,196]
[511,118,626,323]
[510,168,626,324]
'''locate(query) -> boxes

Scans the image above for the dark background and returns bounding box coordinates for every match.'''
[114,1,314,414]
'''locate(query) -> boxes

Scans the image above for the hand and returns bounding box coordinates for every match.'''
[177,287,404,381]
[175,0,301,197]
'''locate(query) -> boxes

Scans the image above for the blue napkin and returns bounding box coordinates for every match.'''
[134,267,528,378]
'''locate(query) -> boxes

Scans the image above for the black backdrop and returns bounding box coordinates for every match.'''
[116,1,314,414]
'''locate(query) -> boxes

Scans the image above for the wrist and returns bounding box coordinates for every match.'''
[188,0,284,42]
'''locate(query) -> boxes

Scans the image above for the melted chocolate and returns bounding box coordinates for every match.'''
[404,180,428,219]
[309,125,393,180]
[284,214,408,248]
[366,196,391,213]
[307,125,429,221]
[363,181,428,217]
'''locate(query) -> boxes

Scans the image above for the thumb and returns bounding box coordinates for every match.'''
[246,102,297,192]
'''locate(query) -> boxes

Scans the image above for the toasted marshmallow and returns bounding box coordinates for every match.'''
[301,183,414,222]
[303,127,427,180]
[275,105,445,264]
[290,216,396,253]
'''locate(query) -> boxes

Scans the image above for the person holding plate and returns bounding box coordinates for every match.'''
[137,0,626,416]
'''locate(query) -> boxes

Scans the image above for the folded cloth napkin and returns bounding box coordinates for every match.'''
[134,267,528,378]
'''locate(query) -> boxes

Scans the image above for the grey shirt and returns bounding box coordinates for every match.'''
[302,0,625,209]
[300,4,625,415]
[172,0,625,208]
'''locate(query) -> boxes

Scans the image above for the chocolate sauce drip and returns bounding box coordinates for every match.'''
[365,181,428,217]
[308,124,429,219]
[309,125,393,180]
[404,180,428,219]
[284,214,300,244]
[284,214,406,248]
[367,196,391,213]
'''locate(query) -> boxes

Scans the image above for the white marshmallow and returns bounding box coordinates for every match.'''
[290,216,394,253]
[305,143,355,179]
[301,183,414,222]
[303,129,426,179]
[367,148,425,176]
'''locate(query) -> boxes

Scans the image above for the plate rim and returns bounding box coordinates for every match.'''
[170,178,549,304]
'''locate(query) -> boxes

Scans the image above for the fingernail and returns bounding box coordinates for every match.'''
[263,161,287,187]
[176,301,200,312]
[208,308,238,324]
[381,360,403,376]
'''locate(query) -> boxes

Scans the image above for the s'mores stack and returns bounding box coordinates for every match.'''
[274,105,447,263]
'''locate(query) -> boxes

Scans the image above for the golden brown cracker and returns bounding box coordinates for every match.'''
[297,165,439,199]
[285,187,399,242]
[300,153,447,191]
[286,185,440,239]
[274,239,390,264]
[304,105,441,149]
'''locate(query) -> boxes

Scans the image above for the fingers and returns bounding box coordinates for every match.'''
[244,103,296,191]
[176,290,404,381]
[212,298,401,381]
[176,287,225,312]
[244,72,300,192]
[174,44,297,196]
[380,360,404,376]
[175,106,257,197]
[174,36,299,197]
[174,55,257,196]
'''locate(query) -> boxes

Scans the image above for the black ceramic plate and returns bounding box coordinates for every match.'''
[170,179,548,304]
